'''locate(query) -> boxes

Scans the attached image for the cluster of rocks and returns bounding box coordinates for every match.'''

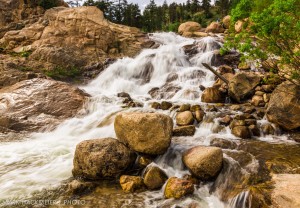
[178,15,231,38]
[71,112,223,199]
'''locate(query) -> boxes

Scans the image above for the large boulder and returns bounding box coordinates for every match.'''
[266,81,300,130]
[201,87,226,103]
[205,22,225,33]
[228,73,261,103]
[0,78,87,132]
[178,21,201,36]
[164,177,194,199]
[114,112,173,155]
[183,146,223,180]
[0,6,147,69]
[72,138,136,180]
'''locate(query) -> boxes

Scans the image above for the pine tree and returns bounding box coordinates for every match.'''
[201,0,211,17]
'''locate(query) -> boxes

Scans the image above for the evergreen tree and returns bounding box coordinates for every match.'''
[201,0,211,17]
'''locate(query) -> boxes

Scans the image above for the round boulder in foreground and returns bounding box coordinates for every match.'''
[114,112,173,155]
[72,138,136,180]
[183,145,223,180]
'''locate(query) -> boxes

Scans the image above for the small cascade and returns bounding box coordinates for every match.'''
[229,191,251,208]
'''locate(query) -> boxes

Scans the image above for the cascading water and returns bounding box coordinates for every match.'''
[0,32,294,207]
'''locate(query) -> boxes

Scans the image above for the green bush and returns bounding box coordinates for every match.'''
[38,0,59,10]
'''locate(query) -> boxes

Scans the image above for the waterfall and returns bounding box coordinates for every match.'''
[0,32,232,207]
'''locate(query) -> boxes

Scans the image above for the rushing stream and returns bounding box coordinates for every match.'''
[0,32,297,207]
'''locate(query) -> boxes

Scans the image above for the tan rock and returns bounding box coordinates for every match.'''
[120,175,144,193]
[222,15,231,29]
[266,81,300,130]
[205,22,225,33]
[114,112,173,155]
[72,138,136,180]
[251,95,265,107]
[164,177,194,199]
[271,174,300,208]
[235,20,244,33]
[232,126,251,139]
[176,111,194,126]
[183,146,223,180]
[201,87,225,103]
[193,32,208,37]
[194,110,205,123]
[178,21,201,35]
[143,166,168,190]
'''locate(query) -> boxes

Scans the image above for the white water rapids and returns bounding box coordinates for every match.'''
[0,32,289,207]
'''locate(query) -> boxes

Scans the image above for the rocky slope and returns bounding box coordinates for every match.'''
[0,5,150,84]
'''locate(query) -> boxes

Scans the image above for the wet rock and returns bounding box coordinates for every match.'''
[251,95,265,107]
[148,83,181,99]
[166,72,179,82]
[249,124,261,137]
[176,111,194,126]
[199,85,206,91]
[178,104,191,112]
[219,115,232,126]
[164,177,194,199]
[266,81,300,130]
[161,101,172,110]
[194,110,205,123]
[0,78,87,132]
[173,125,196,137]
[72,138,136,180]
[143,166,168,190]
[205,22,225,33]
[114,112,173,155]
[201,87,226,103]
[261,124,275,135]
[232,126,251,139]
[229,119,246,129]
[120,175,144,193]
[117,92,132,100]
[150,102,161,109]
[182,174,199,185]
[211,50,240,68]
[190,105,201,112]
[67,180,97,196]
[183,146,223,180]
[228,73,261,103]
[256,109,266,118]
[178,21,201,36]
[210,138,237,149]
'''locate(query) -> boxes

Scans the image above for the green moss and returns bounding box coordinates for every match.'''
[44,66,82,80]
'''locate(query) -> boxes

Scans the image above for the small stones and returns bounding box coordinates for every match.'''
[143,166,168,190]
[262,123,275,135]
[176,111,194,126]
[137,155,154,168]
[164,177,194,199]
[150,102,161,109]
[249,124,261,136]
[120,175,144,193]
[173,125,196,137]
